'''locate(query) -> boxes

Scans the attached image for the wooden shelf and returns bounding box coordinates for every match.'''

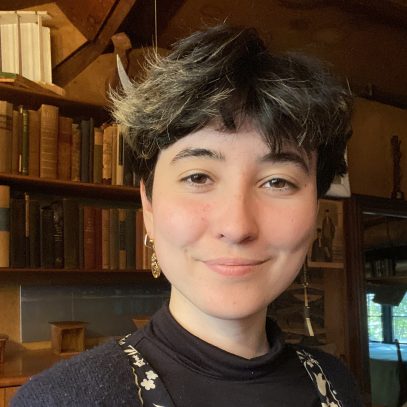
[366,276,407,285]
[0,173,139,201]
[0,83,109,124]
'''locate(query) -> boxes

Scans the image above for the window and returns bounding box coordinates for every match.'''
[367,292,407,344]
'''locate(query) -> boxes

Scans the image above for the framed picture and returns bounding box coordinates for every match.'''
[325,149,351,198]
[307,199,344,269]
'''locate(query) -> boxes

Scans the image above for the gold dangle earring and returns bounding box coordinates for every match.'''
[302,263,315,337]
[144,235,161,278]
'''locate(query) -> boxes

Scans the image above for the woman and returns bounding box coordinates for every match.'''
[12,25,361,406]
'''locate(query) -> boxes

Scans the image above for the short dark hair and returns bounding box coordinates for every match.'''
[111,24,353,199]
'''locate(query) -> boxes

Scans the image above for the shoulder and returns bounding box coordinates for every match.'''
[294,345,363,407]
[11,336,142,407]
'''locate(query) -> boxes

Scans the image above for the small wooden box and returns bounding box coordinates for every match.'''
[0,334,8,363]
[49,321,87,356]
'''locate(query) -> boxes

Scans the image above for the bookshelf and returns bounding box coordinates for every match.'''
[0,84,147,275]
[0,174,139,201]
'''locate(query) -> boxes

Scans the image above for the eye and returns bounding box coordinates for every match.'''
[181,172,212,185]
[262,177,297,191]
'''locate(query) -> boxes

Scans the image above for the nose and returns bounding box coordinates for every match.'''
[213,190,259,244]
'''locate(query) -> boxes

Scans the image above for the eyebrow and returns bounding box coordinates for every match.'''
[170,147,310,174]
[170,148,225,164]
[260,152,310,174]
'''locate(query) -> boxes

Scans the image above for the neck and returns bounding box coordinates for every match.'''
[168,289,270,359]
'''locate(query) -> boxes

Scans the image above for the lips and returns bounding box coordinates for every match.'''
[202,258,267,277]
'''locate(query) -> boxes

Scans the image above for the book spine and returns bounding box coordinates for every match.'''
[109,208,119,270]
[0,100,13,173]
[20,107,29,175]
[93,127,103,184]
[83,206,95,270]
[39,104,59,179]
[29,199,40,267]
[101,208,110,270]
[0,185,10,267]
[28,109,40,177]
[118,208,126,270]
[51,201,64,268]
[116,125,124,186]
[78,206,84,269]
[40,205,54,268]
[11,110,19,174]
[135,208,145,270]
[71,122,81,182]
[88,117,94,183]
[10,198,26,267]
[63,198,79,269]
[94,207,102,270]
[102,125,112,185]
[57,116,73,180]
[125,208,135,270]
[80,119,90,183]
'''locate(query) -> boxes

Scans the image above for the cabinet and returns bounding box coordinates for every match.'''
[0,386,20,407]
[345,194,407,404]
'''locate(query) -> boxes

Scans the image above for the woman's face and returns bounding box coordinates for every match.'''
[141,122,318,323]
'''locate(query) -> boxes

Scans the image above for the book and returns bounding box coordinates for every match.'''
[118,208,126,270]
[78,206,84,269]
[71,122,81,182]
[20,106,29,175]
[109,207,119,270]
[40,204,54,268]
[123,138,137,187]
[88,117,94,183]
[11,110,19,174]
[101,208,110,270]
[111,124,117,185]
[83,206,95,270]
[10,197,26,268]
[0,100,13,173]
[80,119,90,183]
[116,124,124,185]
[28,109,40,177]
[135,208,145,270]
[94,207,102,270]
[39,104,59,179]
[51,201,64,268]
[57,116,73,180]
[102,124,113,184]
[125,208,135,270]
[63,199,79,269]
[0,14,20,74]
[93,126,103,183]
[0,185,10,267]
[28,198,40,267]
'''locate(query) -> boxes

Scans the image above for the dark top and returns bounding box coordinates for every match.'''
[11,305,362,407]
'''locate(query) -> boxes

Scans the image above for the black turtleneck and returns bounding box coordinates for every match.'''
[132,305,321,407]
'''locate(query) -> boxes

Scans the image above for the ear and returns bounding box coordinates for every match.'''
[140,180,154,239]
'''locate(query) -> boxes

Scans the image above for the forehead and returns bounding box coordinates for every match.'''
[160,122,315,168]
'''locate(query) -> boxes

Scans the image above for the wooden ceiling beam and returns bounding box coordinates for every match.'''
[52,0,136,87]
[117,0,186,48]
[56,0,116,41]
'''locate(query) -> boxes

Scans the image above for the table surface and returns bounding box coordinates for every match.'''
[0,347,69,388]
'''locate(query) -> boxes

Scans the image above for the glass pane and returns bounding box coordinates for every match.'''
[367,293,382,316]
[368,317,384,342]
[392,292,407,343]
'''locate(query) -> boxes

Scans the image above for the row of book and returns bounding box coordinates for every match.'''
[0,185,151,270]
[0,10,52,84]
[0,99,138,186]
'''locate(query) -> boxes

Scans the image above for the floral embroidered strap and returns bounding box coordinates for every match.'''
[296,348,343,407]
[118,333,342,407]
[118,334,175,407]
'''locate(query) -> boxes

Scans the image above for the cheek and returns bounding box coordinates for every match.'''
[152,198,210,247]
[263,201,317,250]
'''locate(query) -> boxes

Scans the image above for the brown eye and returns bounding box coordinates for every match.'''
[188,173,210,184]
[270,178,288,189]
